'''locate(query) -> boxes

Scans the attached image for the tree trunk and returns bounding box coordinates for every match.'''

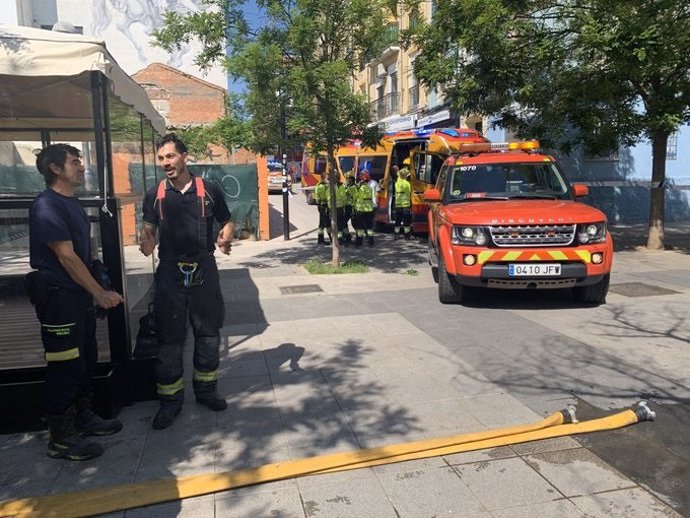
[646,132,668,250]
[327,149,340,266]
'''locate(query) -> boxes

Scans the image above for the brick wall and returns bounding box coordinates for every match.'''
[133,63,225,127]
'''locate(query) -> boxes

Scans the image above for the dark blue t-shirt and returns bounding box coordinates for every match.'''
[29,189,91,290]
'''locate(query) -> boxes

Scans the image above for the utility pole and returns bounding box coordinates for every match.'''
[279,99,290,240]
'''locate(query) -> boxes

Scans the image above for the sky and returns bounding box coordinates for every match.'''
[0,3,18,25]
[227,0,266,94]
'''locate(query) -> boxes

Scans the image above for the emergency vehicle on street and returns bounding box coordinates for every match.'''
[300,128,488,231]
[424,140,613,305]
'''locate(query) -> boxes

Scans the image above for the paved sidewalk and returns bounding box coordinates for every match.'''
[1,217,688,517]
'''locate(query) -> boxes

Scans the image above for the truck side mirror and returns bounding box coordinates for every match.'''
[572,184,589,197]
[423,188,442,202]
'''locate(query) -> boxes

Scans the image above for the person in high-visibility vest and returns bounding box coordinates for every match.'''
[314,175,331,244]
[394,158,412,240]
[354,171,376,246]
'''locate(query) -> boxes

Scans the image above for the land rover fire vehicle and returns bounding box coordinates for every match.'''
[424,141,613,305]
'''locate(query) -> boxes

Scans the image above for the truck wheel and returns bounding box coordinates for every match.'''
[573,274,610,305]
[438,256,463,304]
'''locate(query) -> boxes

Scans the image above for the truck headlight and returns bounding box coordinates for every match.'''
[577,222,607,244]
[452,226,488,246]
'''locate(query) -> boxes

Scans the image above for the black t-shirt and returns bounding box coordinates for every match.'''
[142,176,232,260]
[29,189,91,290]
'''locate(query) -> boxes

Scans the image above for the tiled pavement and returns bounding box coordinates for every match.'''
[1,222,689,517]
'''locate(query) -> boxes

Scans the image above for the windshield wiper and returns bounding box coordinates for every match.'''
[450,196,510,203]
[506,194,558,200]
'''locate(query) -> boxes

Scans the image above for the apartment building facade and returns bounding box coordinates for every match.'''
[354,3,485,133]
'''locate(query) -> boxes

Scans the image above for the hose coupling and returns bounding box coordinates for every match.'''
[560,405,578,424]
[632,400,656,422]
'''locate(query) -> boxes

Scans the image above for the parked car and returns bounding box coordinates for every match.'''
[425,140,613,305]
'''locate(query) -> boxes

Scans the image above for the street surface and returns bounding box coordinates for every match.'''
[265,189,690,516]
[1,189,687,517]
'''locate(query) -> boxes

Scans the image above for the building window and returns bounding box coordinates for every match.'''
[428,87,439,108]
[430,0,438,19]
[667,132,678,160]
[409,83,419,109]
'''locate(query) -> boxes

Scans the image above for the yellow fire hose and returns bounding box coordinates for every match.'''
[0,401,654,518]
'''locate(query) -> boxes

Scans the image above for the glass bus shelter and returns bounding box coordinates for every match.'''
[0,25,166,432]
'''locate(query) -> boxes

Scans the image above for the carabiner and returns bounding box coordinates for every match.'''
[177,262,198,288]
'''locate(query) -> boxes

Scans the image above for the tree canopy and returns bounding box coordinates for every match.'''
[154,0,392,263]
[412,0,690,249]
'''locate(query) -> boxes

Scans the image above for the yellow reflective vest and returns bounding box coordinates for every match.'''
[395,176,411,208]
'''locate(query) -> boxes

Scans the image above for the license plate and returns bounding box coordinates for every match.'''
[508,263,561,276]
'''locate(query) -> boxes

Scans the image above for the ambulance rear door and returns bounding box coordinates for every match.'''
[409,150,447,232]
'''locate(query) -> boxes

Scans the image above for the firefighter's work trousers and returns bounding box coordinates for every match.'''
[354,211,374,236]
[343,205,353,238]
[153,255,225,405]
[317,204,330,235]
[35,287,96,416]
[394,207,412,234]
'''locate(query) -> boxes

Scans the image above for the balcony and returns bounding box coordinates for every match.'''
[370,92,400,120]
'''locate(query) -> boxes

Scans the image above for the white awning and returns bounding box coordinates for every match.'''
[0,24,166,139]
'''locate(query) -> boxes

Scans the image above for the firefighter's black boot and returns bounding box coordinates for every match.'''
[194,381,227,412]
[355,236,363,247]
[404,232,412,240]
[195,395,227,411]
[152,402,182,430]
[368,236,375,247]
[317,234,325,244]
[75,396,123,437]
[46,407,103,461]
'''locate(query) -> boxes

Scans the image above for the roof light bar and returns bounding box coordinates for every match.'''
[459,140,541,153]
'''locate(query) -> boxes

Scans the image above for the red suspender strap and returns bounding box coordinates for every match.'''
[156,177,205,220]
[156,179,167,219]
[195,176,206,218]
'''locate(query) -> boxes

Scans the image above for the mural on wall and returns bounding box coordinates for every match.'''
[88,0,223,84]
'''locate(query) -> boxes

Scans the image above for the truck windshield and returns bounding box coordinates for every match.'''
[447,162,572,202]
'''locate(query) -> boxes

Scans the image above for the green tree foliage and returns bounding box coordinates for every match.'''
[413,0,690,249]
[154,0,390,264]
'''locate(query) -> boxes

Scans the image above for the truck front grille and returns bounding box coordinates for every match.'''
[489,224,576,247]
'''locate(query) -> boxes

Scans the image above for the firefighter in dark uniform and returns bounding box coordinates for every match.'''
[28,144,125,461]
[140,134,234,430]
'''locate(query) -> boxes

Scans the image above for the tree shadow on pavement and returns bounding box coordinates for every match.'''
[610,223,690,253]
[235,234,431,275]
